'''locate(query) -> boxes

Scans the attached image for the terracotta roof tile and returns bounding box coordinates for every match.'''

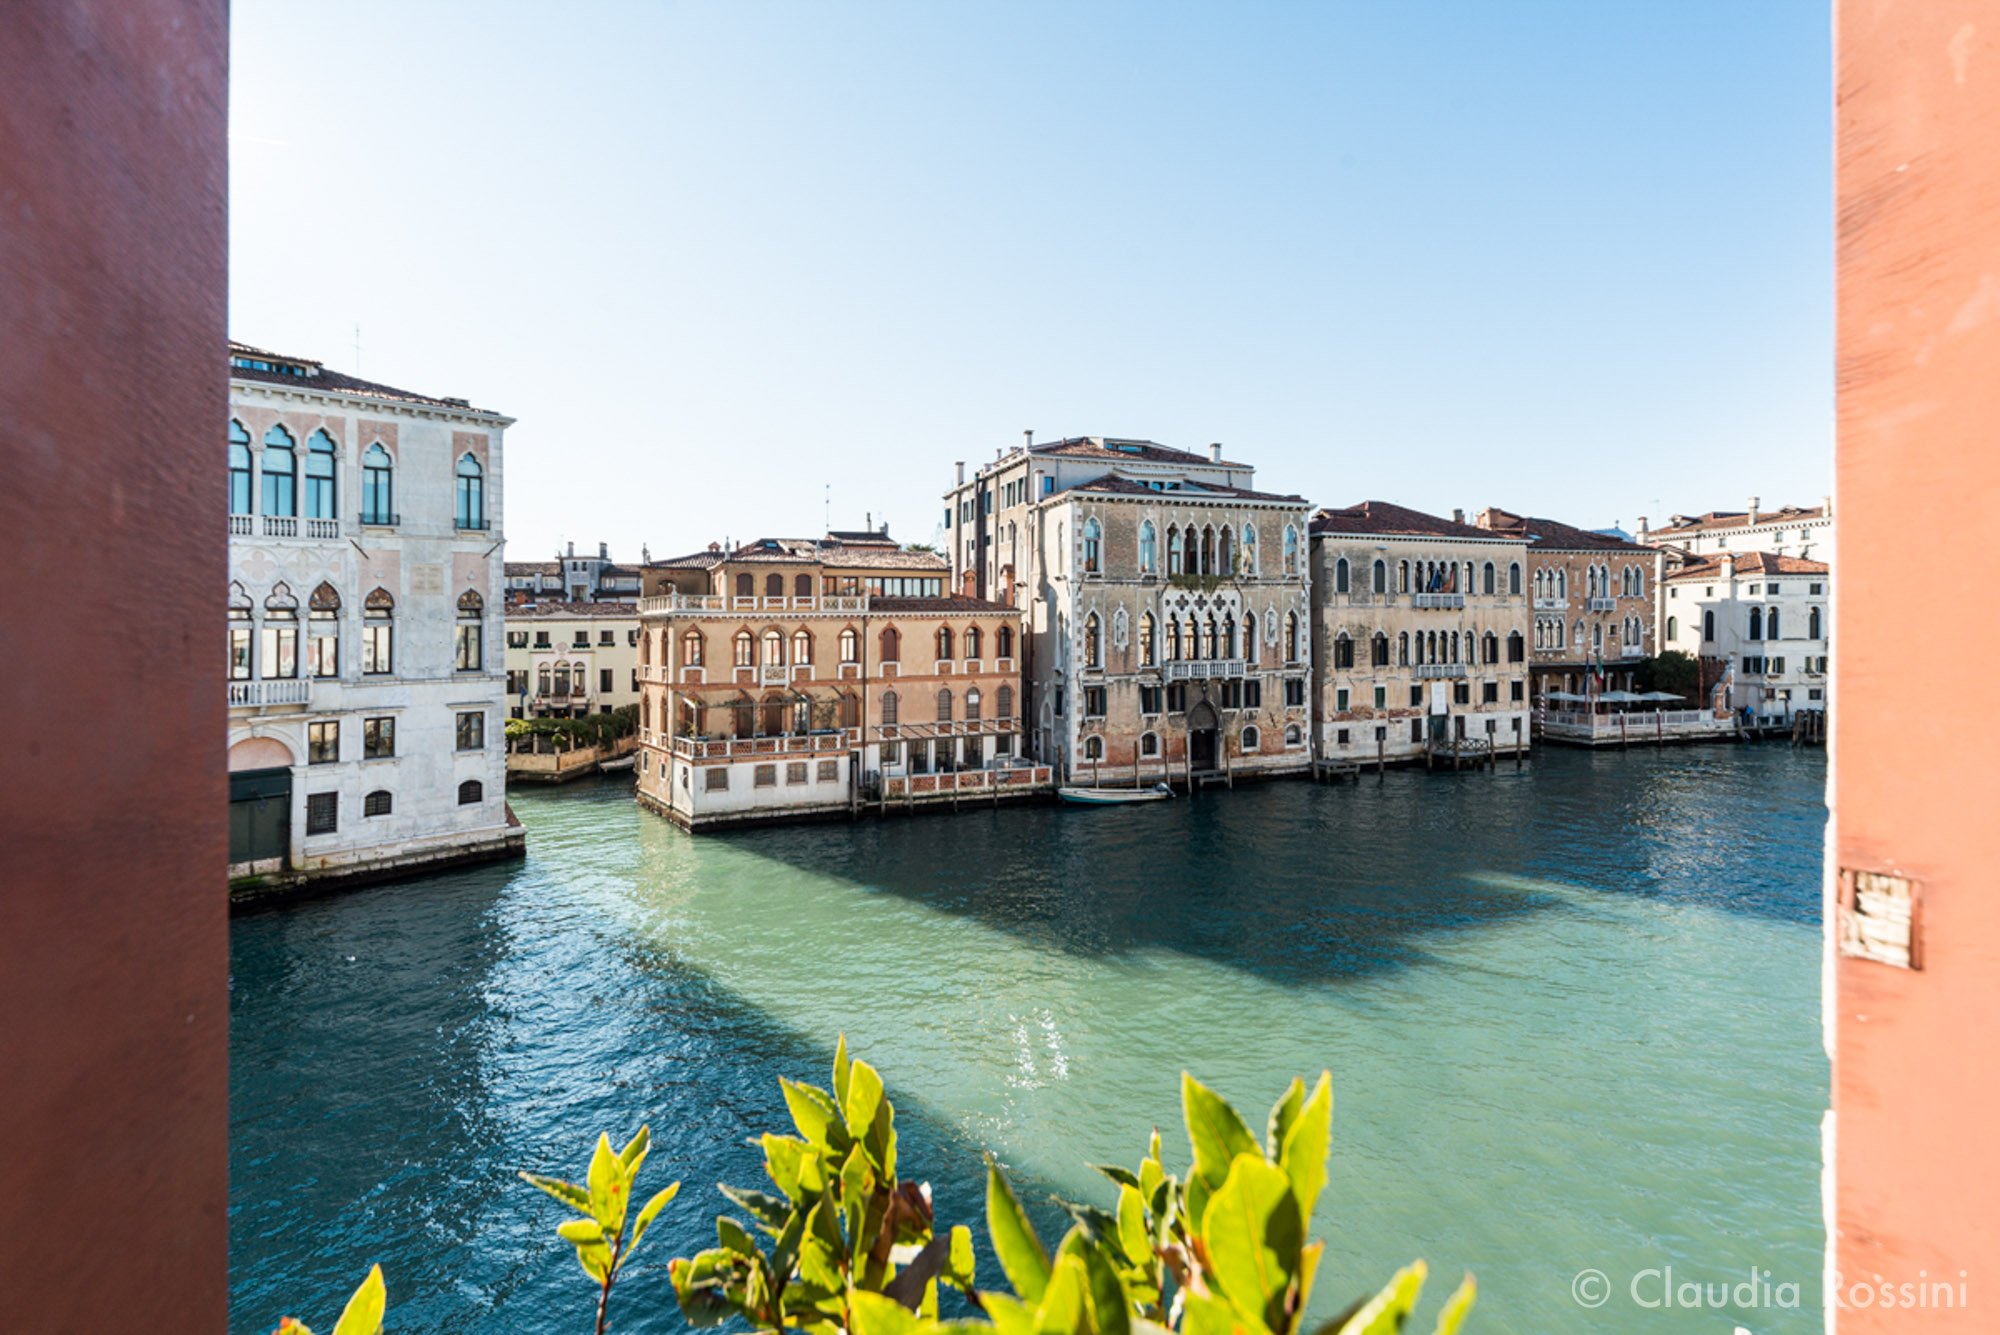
[504,601,639,618]
[1032,436,1247,468]
[868,596,1020,614]
[1664,552,1829,581]
[1067,475,1307,503]
[1651,505,1828,536]
[1311,501,1523,541]
[1479,510,1653,552]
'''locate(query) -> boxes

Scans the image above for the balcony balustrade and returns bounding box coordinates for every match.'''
[1413,593,1465,609]
[1533,596,1566,610]
[1414,663,1467,679]
[227,678,312,709]
[1587,596,1617,612]
[1164,658,1247,681]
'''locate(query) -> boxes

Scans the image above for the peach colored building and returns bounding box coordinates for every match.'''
[633,532,1048,828]
[1831,3,2000,1329]
[1308,502,1533,766]
[1473,508,1664,705]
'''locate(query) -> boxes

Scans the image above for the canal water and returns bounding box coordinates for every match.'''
[230,746,1828,1334]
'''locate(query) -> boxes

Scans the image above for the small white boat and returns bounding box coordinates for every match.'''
[598,754,636,773]
[1058,783,1173,805]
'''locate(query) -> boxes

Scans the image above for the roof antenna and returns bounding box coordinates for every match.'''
[353,323,362,376]
[825,483,831,534]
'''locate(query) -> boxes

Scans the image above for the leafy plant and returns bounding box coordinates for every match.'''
[669,1036,979,1333]
[272,1264,386,1335]
[521,1125,682,1335]
[979,1072,1474,1335]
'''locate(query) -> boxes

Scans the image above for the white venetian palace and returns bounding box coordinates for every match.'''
[225,342,521,891]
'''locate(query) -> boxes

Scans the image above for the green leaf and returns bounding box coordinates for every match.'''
[981,1293,1039,1335]
[1201,1155,1301,1333]
[518,1171,590,1215]
[1077,1236,1133,1335]
[557,1219,605,1245]
[1035,1253,1088,1334]
[783,1079,846,1150]
[573,1237,614,1284]
[763,1133,815,1200]
[1092,1163,1142,1190]
[619,1124,652,1177]
[1115,1185,1151,1270]
[834,1033,853,1107]
[1277,1074,1332,1222]
[850,1290,927,1335]
[1182,1074,1259,1193]
[718,1183,791,1232]
[630,1181,680,1254]
[718,1214,760,1256]
[799,1196,846,1291]
[1430,1273,1476,1335]
[844,1058,886,1141]
[1266,1078,1305,1161]
[986,1157,1051,1303]
[1332,1261,1428,1335]
[945,1223,977,1291]
[1182,1292,1248,1335]
[587,1133,630,1237]
[330,1264,386,1335]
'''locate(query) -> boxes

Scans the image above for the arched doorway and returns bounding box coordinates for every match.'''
[1188,699,1220,774]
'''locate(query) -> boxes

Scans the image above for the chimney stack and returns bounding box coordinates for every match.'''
[1452,507,1465,525]
[566,540,575,558]
[956,461,966,485]
[1822,493,1832,518]
[1210,442,1223,463]
[1747,496,1761,524]
[1637,516,1649,536]
[599,541,608,560]
[1025,429,1034,450]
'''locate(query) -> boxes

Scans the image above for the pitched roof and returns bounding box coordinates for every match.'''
[647,549,728,570]
[1479,509,1653,553]
[1664,552,1830,582]
[1651,505,1828,536]
[868,596,1019,615]
[1031,436,1248,468]
[503,601,639,618]
[1311,501,1522,542]
[724,538,948,571]
[1067,474,1306,504]
[228,341,502,416]
[505,561,561,577]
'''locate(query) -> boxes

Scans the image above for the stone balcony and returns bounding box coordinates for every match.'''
[228,678,312,709]
[1413,593,1465,609]
[1415,663,1468,679]
[1164,658,1247,681]
[229,515,341,540]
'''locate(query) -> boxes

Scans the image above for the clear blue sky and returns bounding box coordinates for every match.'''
[230,1,1831,561]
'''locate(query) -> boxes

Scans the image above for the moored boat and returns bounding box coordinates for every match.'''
[1058,783,1172,805]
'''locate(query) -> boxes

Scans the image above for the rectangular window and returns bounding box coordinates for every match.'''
[363,716,395,759]
[754,764,777,788]
[1511,680,1524,701]
[1454,683,1471,705]
[456,711,485,751]
[1084,686,1107,718]
[600,630,615,645]
[305,792,338,835]
[362,624,392,674]
[1483,681,1499,704]
[308,720,339,764]
[455,623,482,671]
[1053,687,1065,716]
[1335,687,1349,712]
[704,767,729,791]
[1220,680,1241,709]
[786,761,808,785]
[310,627,338,677]
[880,740,902,763]
[1243,679,1262,708]
[1166,683,1188,714]
[507,631,529,648]
[535,631,551,648]
[817,759,839,783]
[1141,685,1165,717]
[229,625,253,681]
[1337,728,1350,745]
[1373,685,1386,709]
[600,668,614,692]
[1409,685,1422,707]
[260,624,298,679]
[1410,720,1423,744]
[1285,679,1306,707]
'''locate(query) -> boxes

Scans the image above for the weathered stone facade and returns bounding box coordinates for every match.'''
[1308,503,1533,765]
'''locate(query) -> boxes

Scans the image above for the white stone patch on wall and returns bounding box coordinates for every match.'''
[1112,605,1130,650]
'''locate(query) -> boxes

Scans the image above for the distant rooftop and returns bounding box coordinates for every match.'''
[228,340,503,417]
[1476,508,1653,553]
[1650,503,1829,536]
[1312,501,1523,541]
[1664,551,1830,581]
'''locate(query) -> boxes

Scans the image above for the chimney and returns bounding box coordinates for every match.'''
[1452,508,1465,525]
[1637,516,1649,536]
[708,541,721,553]
[1822,493,1832,518]
[956,461,966,485]
[599,541,608,560]
[1747,496,1760,524]
[1210,442,1223,463]
[865,511,871,533]
[566,540,574,558]
[1025,429,1034,450]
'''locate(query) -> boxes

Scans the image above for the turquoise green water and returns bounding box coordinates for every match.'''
[231,746,1827,1332]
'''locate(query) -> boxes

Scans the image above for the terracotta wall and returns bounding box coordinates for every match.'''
[0,2,228,1329]
[1833,2,2000,1328]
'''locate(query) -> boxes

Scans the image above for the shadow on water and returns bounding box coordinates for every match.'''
[229,828,1080,1334]
[699,746,1826,990]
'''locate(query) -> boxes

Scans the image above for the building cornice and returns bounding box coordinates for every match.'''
[229,376,515,428]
